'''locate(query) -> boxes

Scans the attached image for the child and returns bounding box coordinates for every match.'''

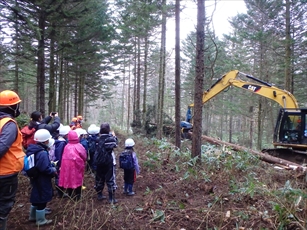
[94,123,118,203]
[27,129,57,226]
[58,130,87,201]
[121,138,140,196]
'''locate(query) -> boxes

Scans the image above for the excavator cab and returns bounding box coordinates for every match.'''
[274,108,307,148]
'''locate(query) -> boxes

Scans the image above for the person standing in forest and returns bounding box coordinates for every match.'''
[53,125,70,198]
[23,111,61,139]
[59,130,87,201]
[94,123,118,203]
[0,90,25,230]
[27,129,57,226]
[120,138,140,196]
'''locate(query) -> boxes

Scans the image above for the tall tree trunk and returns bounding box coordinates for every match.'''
[58,53,64,120]
[136,37,141,127]
[284,0,291,92]
[157,0,167,139]
[133,37,137,122]
[49,26,56,113]
[127,61,132,133]
[142,35,149,132]
[37,9,46,116]
[192,0,205,158]
[78,71,85,117]
[122,57,126,130]
[13,1,19,94]
[175,0,181,148]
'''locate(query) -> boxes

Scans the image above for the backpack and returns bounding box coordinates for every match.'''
[94,138,112,166]
[119,150,135,170]
[23,153,39,178]
[21,125,36,149]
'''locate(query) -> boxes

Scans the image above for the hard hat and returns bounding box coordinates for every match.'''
[59,125,71,136]
[77,115,83,120]
[0,90,22,106]
[88,125,99,135]
[72,117,77,122]
[57,123,63,131]
[34,129,52,142]
[125,138,135,147]
[74,128,83,137]
[81,129,87,135]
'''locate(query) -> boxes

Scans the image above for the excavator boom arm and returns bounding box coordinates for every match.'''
[198,70,298,109]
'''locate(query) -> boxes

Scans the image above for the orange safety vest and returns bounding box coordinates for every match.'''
[0,117,25,176]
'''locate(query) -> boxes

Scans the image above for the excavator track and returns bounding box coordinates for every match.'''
[262,148,307,166]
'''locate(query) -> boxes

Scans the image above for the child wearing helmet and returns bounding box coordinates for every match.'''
[120,138,140,196]
[58,130,87,201]
[26,129,57,226]
[53,125,70,198]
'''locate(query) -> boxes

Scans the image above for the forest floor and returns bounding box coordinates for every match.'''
[6,132,307,230]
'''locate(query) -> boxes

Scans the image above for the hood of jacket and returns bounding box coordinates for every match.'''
[26,143,47,156]
[68,130,79,144]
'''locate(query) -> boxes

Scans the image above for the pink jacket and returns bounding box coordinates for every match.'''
[59,130,87,189]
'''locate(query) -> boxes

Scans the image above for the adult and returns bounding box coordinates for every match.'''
[28,111,61,137]
[0,90,25,230]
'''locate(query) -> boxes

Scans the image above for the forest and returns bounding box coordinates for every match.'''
[1,0,307,229]
[1,0,307,150]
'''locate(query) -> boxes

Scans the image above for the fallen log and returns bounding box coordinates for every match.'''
[201,135,306,170]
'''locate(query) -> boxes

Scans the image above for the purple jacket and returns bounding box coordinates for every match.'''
[59,130,86,189]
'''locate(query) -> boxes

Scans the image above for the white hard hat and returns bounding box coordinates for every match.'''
[88,125,99,135]
[34,129,52,142]
[81,129,87,135]
[74,128,83,137]
[57,123,63,131]
[125,138,135,147]
[59,125,70,136]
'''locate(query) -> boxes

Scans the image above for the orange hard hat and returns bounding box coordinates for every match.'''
[72,117,77,122]
[0,90,22,106]
[77,115,83,120]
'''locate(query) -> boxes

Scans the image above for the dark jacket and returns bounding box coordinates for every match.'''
[94,134,117,167]
[29,116,61,137]
[26,143,56,203]
[54,137,67,168]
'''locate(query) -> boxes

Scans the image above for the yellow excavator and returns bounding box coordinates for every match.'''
[183,70,307,164]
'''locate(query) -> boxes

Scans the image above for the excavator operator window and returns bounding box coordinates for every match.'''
[280,114,301,143]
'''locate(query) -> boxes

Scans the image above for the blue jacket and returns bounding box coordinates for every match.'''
[26,143,56,204]
[54,137,67,168]
[80,138,88,153]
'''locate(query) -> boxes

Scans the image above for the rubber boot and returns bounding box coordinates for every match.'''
[0,217,7,230]
[97,191,107,200]
[45,207,52,215]
[29,205,37,222]
[123,183,128,194]
[36,209,52,226]
[108,191,118,204]
[127,184,135,196]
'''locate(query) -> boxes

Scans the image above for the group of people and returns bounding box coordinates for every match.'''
[0,90,140,229]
